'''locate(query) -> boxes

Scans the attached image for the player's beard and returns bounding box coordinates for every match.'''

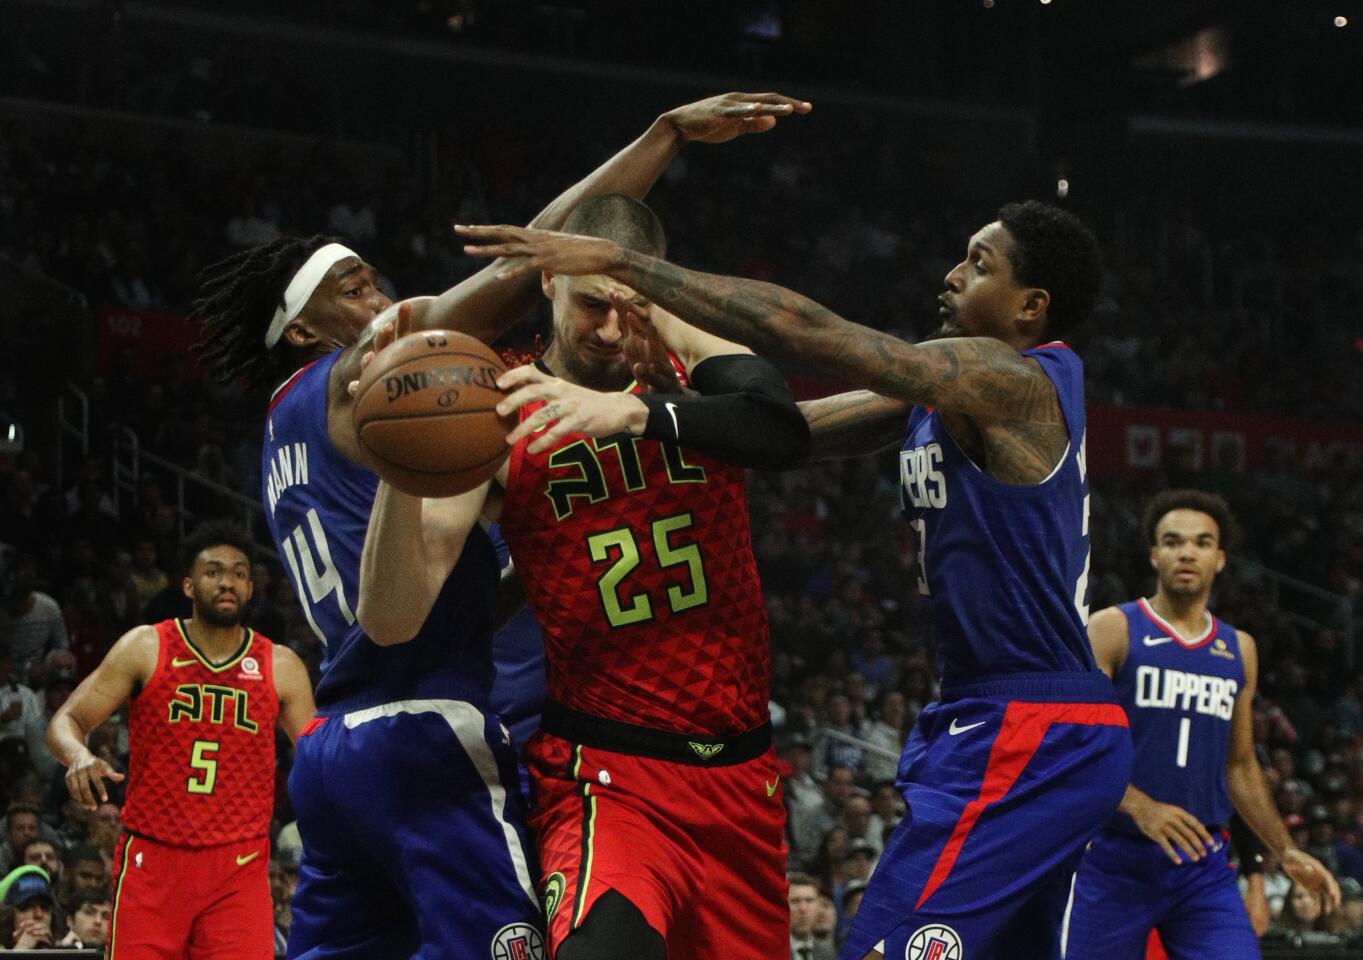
[556,342,632,392]
[194,589,243,628]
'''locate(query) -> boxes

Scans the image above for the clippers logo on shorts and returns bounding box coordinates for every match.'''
[491,922,545,960]
[906,924,962,960]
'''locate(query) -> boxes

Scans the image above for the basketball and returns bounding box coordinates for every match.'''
[351,330,514,497]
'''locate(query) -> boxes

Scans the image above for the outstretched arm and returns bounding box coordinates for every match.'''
[455,228,1059,425]
[799,391,910,461]
[406,92,810,347]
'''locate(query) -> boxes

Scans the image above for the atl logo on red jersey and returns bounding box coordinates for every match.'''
[168,684,260,733]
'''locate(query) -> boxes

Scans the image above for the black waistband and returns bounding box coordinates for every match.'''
[540,701,771,766]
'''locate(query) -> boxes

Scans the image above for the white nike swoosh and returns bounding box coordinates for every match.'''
[1142,635,1175,646]
[664,402,680,439]
[948,719,986,736]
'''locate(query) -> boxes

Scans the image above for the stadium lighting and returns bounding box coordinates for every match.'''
[1057,179,1070,198]
[1040,0,1052,5]
[1335,15,1348,26]
[983,0,995,7]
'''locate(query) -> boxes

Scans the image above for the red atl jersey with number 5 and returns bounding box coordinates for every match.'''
[121,619,279,846]
[499,361,770,737]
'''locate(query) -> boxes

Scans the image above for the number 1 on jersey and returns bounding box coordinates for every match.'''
[910,519,929,596]
[1176,717,1191,768]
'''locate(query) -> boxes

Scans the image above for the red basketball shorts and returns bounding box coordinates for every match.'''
[526,708,788,960]
[108,831,273,959]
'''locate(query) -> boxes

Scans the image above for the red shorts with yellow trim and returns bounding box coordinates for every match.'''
[525,721,788,960]
[843,674,1133,960]
[108,831,272,960]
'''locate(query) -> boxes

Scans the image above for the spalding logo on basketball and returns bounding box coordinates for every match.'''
[905,924,963,960]
[490,922,545,960]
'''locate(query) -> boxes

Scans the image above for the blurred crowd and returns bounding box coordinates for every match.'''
[2,30,1362,955]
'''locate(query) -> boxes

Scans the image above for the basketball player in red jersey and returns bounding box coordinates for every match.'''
[357,195,809,960]
[47,522,315,959]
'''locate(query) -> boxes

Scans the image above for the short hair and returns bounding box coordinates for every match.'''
[996,200,1102,339]
[20,838,55,857]
[180,521,255,576]
[5,802,39,823]
[787,871,819,892]
[1143,489,1236,549]
[562,194,666,258]
[70,888,111,912]
[191,235,342,386]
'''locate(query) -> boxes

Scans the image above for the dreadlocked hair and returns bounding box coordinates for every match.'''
[191,235,341,386]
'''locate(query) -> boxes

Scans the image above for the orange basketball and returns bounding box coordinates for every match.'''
[352,330,514,497]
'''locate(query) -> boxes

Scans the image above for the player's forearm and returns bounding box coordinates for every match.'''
[610,252,955,407]
[527,116,683,232]
[800,391,909,461]
[426,119,685,345]
[635,354,809,470]
[357,483,445,645]
[1228,759,1295,858]
[46,710,94,767]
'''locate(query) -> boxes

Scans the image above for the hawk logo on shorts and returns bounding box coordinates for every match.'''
[906,924,962,960]
[688,741,725,761]
[490,922,545,960]
[541,872,566,922]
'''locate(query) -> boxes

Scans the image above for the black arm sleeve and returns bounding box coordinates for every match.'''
[637,353,810,470]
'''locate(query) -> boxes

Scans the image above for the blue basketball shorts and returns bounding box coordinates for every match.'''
[1063,828,1258,960]
[842,679,1132,960]
[286,699,544,960]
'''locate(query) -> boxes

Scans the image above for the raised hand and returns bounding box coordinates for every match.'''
[662,91,812,144]
[1283,847,1343,913]
[456,225,621,282]
[617,294,686,395]
[495,365,646,455]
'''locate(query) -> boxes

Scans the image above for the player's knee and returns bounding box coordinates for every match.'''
[556,889,664,960]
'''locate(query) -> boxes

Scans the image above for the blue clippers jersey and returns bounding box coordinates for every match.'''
[262,351,500,713]
[1109,598,1243,832]
[900,343,1095,688]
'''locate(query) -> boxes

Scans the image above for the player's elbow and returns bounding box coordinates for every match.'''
[357,600,420,647]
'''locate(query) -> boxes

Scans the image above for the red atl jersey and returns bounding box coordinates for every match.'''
[499,362,770,737]
[121,620,279,846]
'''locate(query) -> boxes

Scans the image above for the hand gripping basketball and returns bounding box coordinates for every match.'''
[351,305,514,497]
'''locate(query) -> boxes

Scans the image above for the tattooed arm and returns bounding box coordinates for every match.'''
[800,391,910,461]
[457,226,1060,421]
[457,225,1070,481]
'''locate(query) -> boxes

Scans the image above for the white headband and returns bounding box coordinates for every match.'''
[264,243,361,348]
